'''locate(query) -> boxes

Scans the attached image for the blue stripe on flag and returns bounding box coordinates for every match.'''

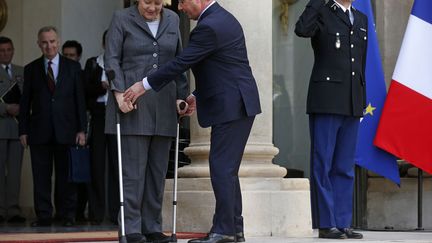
[353,0,400,185]
[412,0,432,25]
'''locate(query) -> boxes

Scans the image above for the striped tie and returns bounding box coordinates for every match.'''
[47,61,55,93]
[4,65,10,78]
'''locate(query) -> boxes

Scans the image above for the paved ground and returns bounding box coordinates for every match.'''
[93,231,432,243]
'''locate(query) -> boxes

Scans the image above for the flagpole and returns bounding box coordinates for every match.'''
[416,169,424,230]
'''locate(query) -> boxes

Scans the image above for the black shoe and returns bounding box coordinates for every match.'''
[188,233,235,243]
[318,227,347,239]
[236,232,245,242]
[75,214,87,222]
[0,215,5,223]
[90,219,103,225]
[339,228,363,239]
[125,233,147,243]
[7,215,26,223]
[111,218,119,226]
[31,219,52,227]
[145,232,171,243]
[62,218,75,227]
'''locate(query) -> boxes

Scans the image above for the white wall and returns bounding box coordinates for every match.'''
[61,0,123,66]
[0,0,123,214]
[2,0,122,66]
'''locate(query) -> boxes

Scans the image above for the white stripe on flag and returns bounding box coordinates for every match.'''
[392,15,432,99]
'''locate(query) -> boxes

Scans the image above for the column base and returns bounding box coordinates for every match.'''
[162,178,313,237]
[181,144,287,178]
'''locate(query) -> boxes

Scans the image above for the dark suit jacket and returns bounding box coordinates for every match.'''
[83,57,107,113]
[147,2,261,128]
[19,55,87,145]
[295,0,368,117]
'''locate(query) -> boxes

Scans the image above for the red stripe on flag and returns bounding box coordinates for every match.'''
[374,81,432,174]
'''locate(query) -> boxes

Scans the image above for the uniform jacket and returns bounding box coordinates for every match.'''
[147,2,261,128]
[19,55,87,145]
[295,0,368,117]
[0,64,23,139]
[105,6,188,136]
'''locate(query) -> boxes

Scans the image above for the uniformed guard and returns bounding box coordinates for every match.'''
[295,0,367,239]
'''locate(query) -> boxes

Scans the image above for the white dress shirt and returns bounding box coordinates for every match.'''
[333,0,354,24]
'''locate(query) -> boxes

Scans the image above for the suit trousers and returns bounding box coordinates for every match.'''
[309,114,359,229]
[120,135,171,235]
[209,116,255,236]
[0,139,24,217]
[88,106,119,222]
[30,143,77,220]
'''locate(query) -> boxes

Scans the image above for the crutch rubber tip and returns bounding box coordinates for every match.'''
[119,236,127,243]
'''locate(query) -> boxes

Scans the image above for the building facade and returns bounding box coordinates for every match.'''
[0,0,423,232]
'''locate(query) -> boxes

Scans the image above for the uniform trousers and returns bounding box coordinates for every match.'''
[0,139,24,217]
[120,135,171,235]
[309,114,359,229]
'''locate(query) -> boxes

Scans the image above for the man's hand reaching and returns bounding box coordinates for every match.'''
[185,95,196,116]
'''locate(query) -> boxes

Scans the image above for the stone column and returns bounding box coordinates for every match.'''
[163,0,312,237]
[178,0,286,179]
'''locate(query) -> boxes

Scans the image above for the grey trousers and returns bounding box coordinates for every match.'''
[119,135,171,235]
[0,139,24,217]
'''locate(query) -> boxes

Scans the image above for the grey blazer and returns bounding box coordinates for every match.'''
[105,6,188,136]
[0,64,23,139]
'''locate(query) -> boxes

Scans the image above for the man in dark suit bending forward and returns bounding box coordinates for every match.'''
[124,1,261,243]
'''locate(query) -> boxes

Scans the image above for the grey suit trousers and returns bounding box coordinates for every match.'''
[119,135,171,235]
[0,139,24,217]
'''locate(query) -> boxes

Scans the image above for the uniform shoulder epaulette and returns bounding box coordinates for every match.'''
[330,1,339,11]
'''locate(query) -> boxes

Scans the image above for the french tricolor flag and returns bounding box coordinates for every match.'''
[374,0,432,173]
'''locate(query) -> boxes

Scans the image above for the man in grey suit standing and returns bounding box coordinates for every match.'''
[0,36,26,224]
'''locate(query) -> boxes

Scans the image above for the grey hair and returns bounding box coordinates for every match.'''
[38,26,58,37]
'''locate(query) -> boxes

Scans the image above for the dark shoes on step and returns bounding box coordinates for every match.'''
[340,228,363,239]
[319,227,363,239]
[31,218,52,227]
[236,232,245,242]
[145,232,171,243]
[125,233,147,243]
[188,233,236,243]
[0,215,26,224]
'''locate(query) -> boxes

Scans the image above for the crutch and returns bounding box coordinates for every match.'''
[107,70,127,243]
[170,101,187,243]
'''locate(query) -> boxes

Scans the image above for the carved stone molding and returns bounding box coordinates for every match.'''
[0,0,7,32]
[279,0,298,34]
